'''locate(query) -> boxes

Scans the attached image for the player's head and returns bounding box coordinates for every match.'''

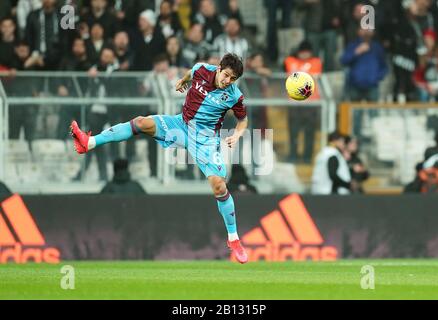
[215,53,243,89]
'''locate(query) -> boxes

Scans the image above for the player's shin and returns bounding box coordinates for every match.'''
[92,120,139,149]
[216,190,239,241]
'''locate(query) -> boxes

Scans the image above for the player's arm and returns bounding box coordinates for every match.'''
[225,116,248,148]
[175,69,192,92]
[226,95,248,148]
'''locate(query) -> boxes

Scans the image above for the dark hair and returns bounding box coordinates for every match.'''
[328,131,345,143]
[219,53,244,79]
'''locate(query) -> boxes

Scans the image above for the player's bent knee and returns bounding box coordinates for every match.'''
[134,116,155,136]
[213,181,227,197]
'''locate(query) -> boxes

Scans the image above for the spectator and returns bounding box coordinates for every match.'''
[166,35,190,70]
[157,0,183,39]
[228,164,258,194]
[245,52,271,135]
[263,0,293,62]
[192,0,225,44]
[109,31,139,163]
[7,41,40,144]
[212,17,249,61]
[416,45,438,101]
[86,23,109,64]
[132,9,166,71]
[296,0,342,71]
[25,0,67,70]
[311,131,354,195]
[284,41,322,163]
[341,27,388,138]
[0,18,18,70]
[112,0,153,38]
[182,23,212,65]
[341,27,388,102]
[81,0,117,39]
[389,0,426,102]
[101,159,146,194]
[16,0,42,39]
[113,31,134,71]
[344,135,369,193]
[223,0,243,24]
[78,47,120,182]
[341,1,369,45]
[56,37,92,139]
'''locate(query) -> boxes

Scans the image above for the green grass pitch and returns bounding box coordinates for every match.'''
[1,260,438,299]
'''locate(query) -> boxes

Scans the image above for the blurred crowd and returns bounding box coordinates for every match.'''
[2,0,438,106]
[3,0,438,190]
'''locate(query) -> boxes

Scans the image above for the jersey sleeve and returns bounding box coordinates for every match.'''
[191,63,217,78]
[191,63,205,78]
[231,95,247,120]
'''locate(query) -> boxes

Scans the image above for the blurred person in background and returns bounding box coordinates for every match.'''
[341,27,388,102]
[344,135,369,194]
[284,41,322,163]
[312,131,355,195]
[228,164,258,194]
[109,31,139,163]
[16,0,42,39]
[263,0,293,62]
[132,9,166,71]
[81,0,117,39]
[101,159,146,194]
[166,35,191,70]
[76,46,120,182]
[157,0,183,39]
[182,23,212,65]
[389,0,426,102]
[0,18,17,69]
[85,23,109,64]
[56,37,92,139]
[341,26,388,138]
[7,41,41,145]
[112,0,154,39]
[25,0,68,70]
[212,17,249,61]
[296,0,342,71]
[191,0,225,44]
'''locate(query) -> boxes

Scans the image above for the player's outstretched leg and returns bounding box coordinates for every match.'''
[209,176,248,264]
[70,116,155,154]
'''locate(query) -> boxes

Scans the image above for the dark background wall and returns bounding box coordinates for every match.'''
[1,194,438,260]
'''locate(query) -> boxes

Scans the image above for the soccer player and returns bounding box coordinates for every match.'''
[70,53,249,264]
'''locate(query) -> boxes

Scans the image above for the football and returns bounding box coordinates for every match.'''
[285,72,315,101]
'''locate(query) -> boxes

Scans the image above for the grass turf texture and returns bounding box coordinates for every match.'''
[1,260,438,299]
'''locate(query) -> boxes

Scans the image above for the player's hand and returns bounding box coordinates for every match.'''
[175,79,189,92]
[225,135,239,148]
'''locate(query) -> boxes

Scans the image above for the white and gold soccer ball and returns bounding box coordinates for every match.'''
[285,72,315,101]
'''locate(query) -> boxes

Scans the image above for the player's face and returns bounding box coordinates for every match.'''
[216,68,238,89]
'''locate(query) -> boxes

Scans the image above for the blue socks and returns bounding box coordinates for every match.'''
[216,191,237,234]
[94,120,139,147]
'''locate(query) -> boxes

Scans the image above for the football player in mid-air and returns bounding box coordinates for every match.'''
[70,53,249,263]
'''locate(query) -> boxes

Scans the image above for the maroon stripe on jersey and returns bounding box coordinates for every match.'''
[183,66,217,124]
[231,95,246,120]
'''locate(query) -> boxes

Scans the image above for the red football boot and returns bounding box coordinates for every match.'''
[70,120,91,154]
[227,239,248,264]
